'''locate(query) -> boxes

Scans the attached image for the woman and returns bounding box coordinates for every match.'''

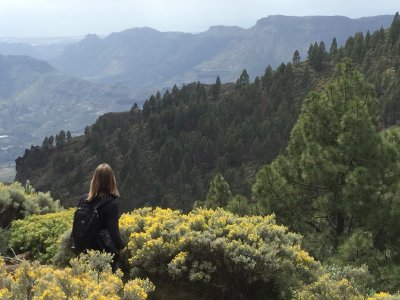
[83,163,125,272]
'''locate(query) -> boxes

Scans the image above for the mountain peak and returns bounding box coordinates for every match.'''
[83,33,102,42]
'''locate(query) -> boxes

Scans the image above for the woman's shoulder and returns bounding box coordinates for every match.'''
[76,194,89,206]
[97,194,119,209]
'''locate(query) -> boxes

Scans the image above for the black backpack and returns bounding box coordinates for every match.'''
[71,196,113,253]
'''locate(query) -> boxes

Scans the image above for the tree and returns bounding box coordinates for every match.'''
[292,50,301,64]
[201,174,232,209]
[226,194,252,216]
[237,69,249,88]
[84,126,90,136]
[66,131,72,143]
[308,41,326,71]
[262,65,273,91]
[330,37,338,58]
[212,76,221,100]
[48,135,54,148]
[253,62,400,251]
[42,136,50,149]
[389,12,400,44]
[56,130,66,147]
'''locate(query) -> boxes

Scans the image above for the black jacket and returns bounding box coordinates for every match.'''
[85,194,125,250]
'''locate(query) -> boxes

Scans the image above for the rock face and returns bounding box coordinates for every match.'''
[0,55,137,166]
[51,15,393,90]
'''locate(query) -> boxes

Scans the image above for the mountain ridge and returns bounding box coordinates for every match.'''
[0,54,137,167]
[50,14,394,90]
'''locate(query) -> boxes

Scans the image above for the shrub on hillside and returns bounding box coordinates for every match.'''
[0,251,155,300]
[0,228,10,255]
[0,182,60,229]
[120,207,363,299]
[7,206,370,299]
[9,209,74,263]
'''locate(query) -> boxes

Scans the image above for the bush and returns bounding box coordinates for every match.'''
[324,264,373,295]
[52,229,76,266]
[6,206,367,299]
[0,182,60,228]
[9,209,74,263]
[368,292,400,300]
[120,207,340,299]
[0,228,10,255]
[297,273,363,300]
[0,252,155,300]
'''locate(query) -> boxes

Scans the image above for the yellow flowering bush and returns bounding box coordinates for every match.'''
[368,292,400,300]
[9,209,74,263]
[297,273,364,300]
[121,207,325,299]
[4,206,368,299]
[0,251,154,300]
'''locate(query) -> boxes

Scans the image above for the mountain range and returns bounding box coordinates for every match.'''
[0,14,395,177]
[50,15,393,90]
[0,55,136,166]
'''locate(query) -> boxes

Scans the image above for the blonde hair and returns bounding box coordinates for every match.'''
[87,163,119,201]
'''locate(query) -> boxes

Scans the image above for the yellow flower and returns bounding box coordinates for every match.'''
[368,292,395,300]
[0,288,12,300]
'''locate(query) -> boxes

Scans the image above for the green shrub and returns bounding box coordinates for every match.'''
[0,182,60,228]
[0,228,10,255]
[120,207,358,299]
[9,209,74,263]
[52,229,76,266]
[298,273,364,300]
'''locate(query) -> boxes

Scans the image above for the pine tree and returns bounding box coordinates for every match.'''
[292,50,301,64]
[42,136,50,149]
[330,37,338,58]
[389,12,400,44]
[57,130,66,147]
[84,126,90,136]
[66,131,72,143]
[212,76,221,100]
[262,65,273,91]
[48,135,54,148]
[253,61,400,250]
[238,69,250,88]
[202,174,233,209]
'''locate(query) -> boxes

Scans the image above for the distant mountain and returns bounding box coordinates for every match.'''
[50,15,394,90]
[0,36,83,61]
[0,55,136,166]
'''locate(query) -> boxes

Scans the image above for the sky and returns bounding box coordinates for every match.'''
[0,0,398,38]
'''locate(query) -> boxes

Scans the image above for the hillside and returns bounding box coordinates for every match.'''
[0,55,137,166]
[15,63,325,210]
[50,15,393,91]
[14,13,400,212]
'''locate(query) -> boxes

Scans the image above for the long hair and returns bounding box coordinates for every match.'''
[87,163,119,201]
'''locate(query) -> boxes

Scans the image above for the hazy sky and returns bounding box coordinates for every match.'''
[0,0,398,37]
